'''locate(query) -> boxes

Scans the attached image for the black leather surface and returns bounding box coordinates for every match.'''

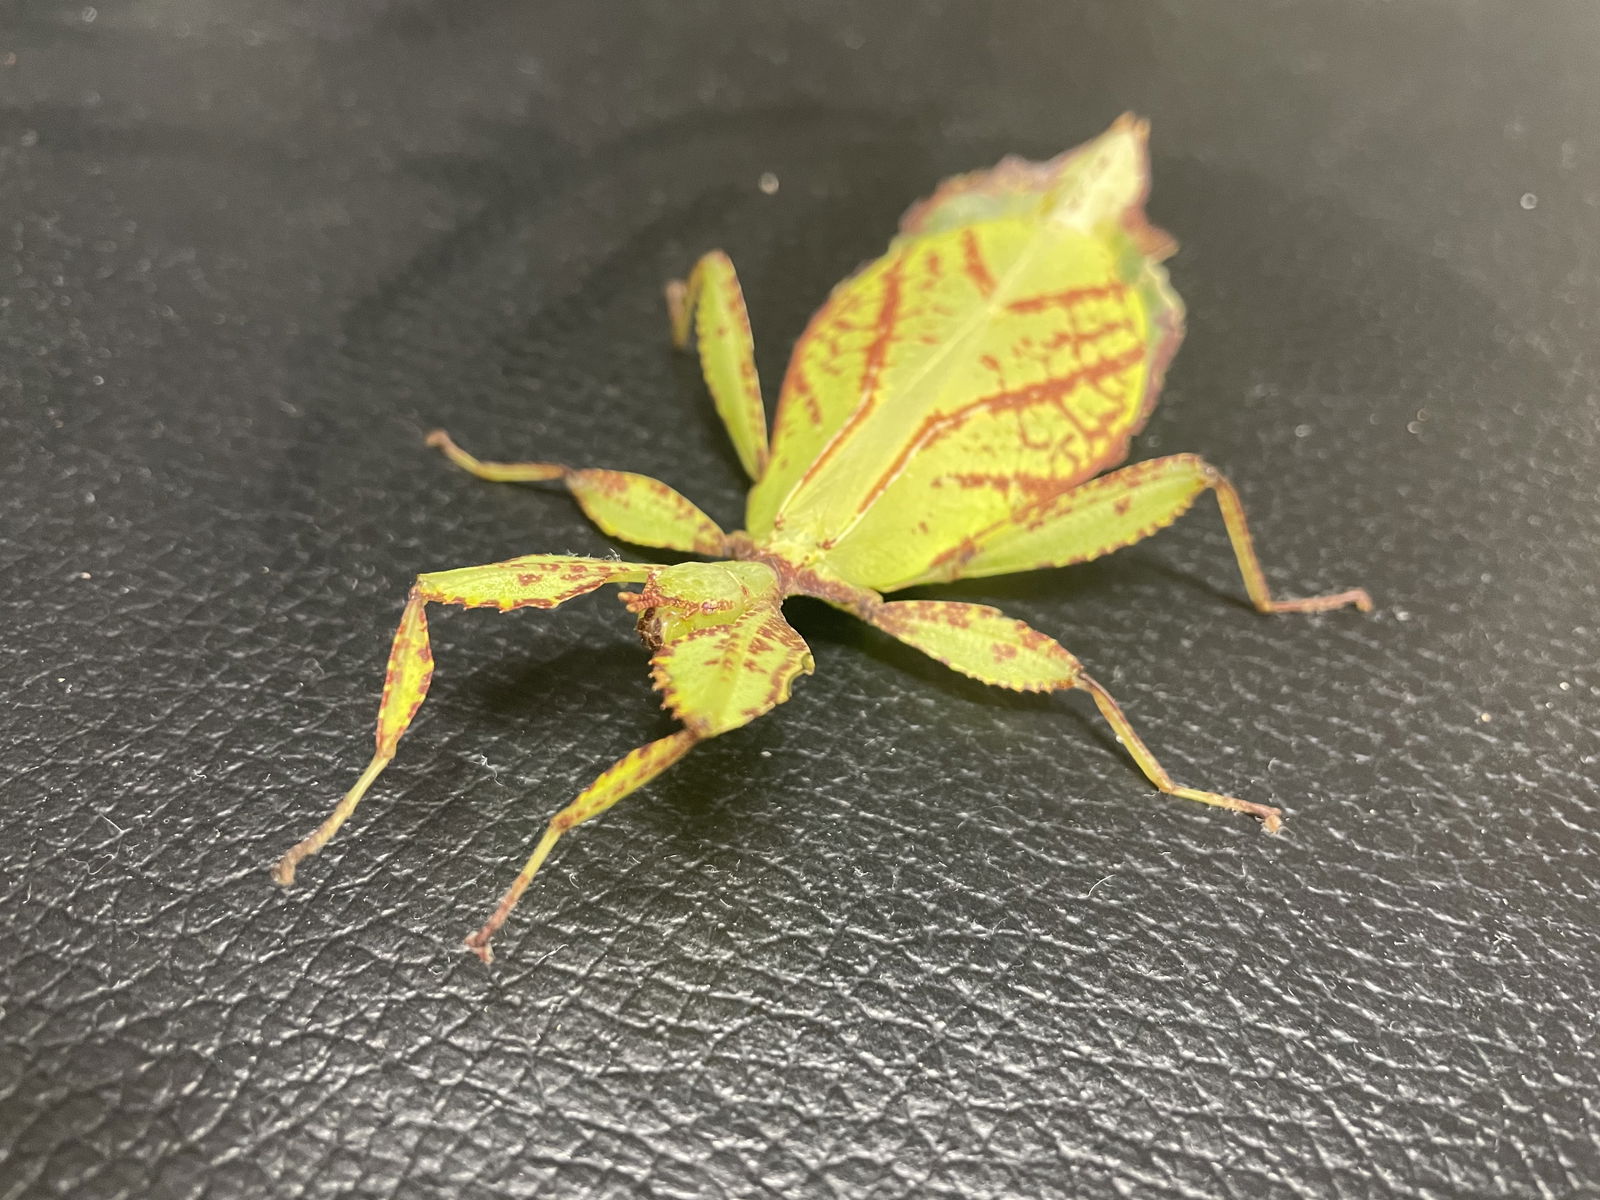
[5,4,1598,1197]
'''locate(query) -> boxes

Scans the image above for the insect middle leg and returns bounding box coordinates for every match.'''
[425,430,728,556]
[919,453,1372,614]
[868,599,1286,830]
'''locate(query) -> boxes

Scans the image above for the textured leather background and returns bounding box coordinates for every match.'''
[4,4,1598,1197]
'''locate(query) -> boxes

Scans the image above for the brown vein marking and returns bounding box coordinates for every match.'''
[839,343,1145,532]
[945,470,1067,501]
[795,257,908,483]
[651,608,808,735]
[1042,318,1136,352]
[927,456,1206,581]
[858,258,907,410]
[791,368,824,428]
[1006,280,1128,314]
[960,228,997,295]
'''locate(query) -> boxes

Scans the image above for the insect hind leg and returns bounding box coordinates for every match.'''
[866,598,1284,831]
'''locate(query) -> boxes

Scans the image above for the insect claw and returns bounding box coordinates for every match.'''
[463,932,495,965]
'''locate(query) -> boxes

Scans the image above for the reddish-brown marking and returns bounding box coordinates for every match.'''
[858,259,906,406]
[1113,496,1132,516]
[843,343,1145,525]
[790,369,825,429]
[960,228,997,295]
[945,470,1068,503]
[796,258,908,484]
[1041,318,1135,353]
[1006,280,1129,314]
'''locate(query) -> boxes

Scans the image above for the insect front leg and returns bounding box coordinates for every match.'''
[272,555,653,887]
[909,454,1372,615]
[425,430,728,556]
[868,599,1286,831]
[272,586,433,885]
[665,250,769,480]
[466,562,813,961]
[463,730,698,963]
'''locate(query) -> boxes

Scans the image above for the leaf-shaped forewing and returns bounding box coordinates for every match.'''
[898,113,1173,260]
[745,114,1175,550]
[774,219,1178,593]
[650,604,813,738]
[742,118,1185,595]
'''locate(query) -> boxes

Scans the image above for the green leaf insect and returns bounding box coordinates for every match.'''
[273,115,1372,962]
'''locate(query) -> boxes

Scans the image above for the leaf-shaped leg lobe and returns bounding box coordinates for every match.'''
[271,555,653,887]
[869,599,1284,830]
[463,730,698,964]
[466,567,813,961]
[666,250,769,480]
[906,454,1372,615]
[272,587,433,885]
[426,430,727,556]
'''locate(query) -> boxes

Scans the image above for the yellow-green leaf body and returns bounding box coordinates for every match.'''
[279,116,1372,959]
[747,115,1183,595]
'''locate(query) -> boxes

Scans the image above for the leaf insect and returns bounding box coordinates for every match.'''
[273,116,1372,962]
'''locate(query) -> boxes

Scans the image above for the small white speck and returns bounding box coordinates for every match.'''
[82,6,97,22]
[758,172,780,195]
[76,571,92,580]
[1393,609,1411,622]
[1520,192,1538,210]
[1559,681,1570,691]
[1479,712,1493,723]
[1406,420,1423,434]
[1294,423,1312,438]
[760,749,772,758]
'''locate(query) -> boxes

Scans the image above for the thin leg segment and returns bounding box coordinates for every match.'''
[463,730,698,963]
[273,588,433,885]
[272,555,654,888]
[666,250,770,480]
[909,453,1372,614]
[868,599,1284,830]
[426,430,727,556]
